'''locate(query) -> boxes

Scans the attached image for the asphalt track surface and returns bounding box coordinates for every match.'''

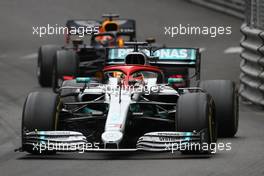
[0,0,264,176]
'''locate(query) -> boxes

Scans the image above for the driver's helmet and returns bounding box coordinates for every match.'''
[95,27,114,44]
[94,20,124,47]
[132,72,144,81]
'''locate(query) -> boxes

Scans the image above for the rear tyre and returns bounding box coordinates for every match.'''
[22,92,60,154]
[176,93,216,154]
[199,80,239,137]
[52,50,79,92]
[37,45,60,87]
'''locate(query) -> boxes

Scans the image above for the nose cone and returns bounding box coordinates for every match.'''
[101,131,123,144]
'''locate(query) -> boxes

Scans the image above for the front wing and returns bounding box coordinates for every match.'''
[21,130,207,153]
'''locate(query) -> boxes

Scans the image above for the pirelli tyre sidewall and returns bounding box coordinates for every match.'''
[37,45,60,87]
[176,92,217,154]
[21,92,60,154]
[199,80,239,138]
[52,49,79,92]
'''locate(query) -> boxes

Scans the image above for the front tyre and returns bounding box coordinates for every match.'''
[176,93,217,154]
[199,80,239,137]
[21,92,60,154]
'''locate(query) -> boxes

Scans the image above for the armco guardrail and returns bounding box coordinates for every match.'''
[188,0,245,19]
[240,23,264,106]
[189,0,264,106]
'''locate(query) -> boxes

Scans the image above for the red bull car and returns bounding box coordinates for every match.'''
[37,14,136,90]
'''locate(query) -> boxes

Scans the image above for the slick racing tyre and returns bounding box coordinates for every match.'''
[37,45,60,87]
[21,92,60,154]
[176,93,217,154]
[199,80,239,137]
[52,50,79,92]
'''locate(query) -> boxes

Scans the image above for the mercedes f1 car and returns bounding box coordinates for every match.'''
[22,43,238,154]
[37,14,136,88]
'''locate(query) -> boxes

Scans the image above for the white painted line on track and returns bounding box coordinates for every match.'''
[20,53,37,60]
[224,46,243,54]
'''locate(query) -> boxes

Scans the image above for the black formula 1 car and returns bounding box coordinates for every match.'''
[37,14,136,89]
[21,42,239,154]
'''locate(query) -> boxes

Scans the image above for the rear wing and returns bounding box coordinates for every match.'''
[106,47,201,79]
[66,19,136,38]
